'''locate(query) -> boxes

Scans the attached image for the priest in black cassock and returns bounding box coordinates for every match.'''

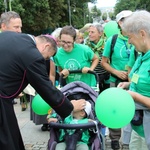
[0,31,86,150]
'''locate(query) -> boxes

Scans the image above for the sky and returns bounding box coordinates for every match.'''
[89,0,117,8]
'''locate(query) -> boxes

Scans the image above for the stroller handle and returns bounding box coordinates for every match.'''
[59,70,99,87]
[49,120,100,129]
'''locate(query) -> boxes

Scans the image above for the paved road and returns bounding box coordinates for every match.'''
[14,98,49,150]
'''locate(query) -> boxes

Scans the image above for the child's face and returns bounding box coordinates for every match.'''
[75,35,84,44]
[72,110,86,119]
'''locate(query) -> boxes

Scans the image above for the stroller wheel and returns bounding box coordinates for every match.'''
[41,124,48,131]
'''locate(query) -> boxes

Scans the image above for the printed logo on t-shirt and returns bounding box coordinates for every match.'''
[64,59,82,80]
[64,59,81,70]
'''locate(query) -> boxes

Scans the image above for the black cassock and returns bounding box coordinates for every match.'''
[0,31,73,150]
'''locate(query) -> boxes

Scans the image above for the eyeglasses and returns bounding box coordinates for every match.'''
[61,40,73,46]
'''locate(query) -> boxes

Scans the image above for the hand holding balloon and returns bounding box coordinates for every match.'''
[117,82,130,89]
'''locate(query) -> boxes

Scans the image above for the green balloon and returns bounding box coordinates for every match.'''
[32,94,51,115]
[95,88,135,128]
[104,21,120,38]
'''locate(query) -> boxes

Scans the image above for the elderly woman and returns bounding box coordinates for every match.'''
[118,10,150,150]
[51,28,62,48]
[101,10,134,150]
[85,23,110,93]
[54,25,99,87]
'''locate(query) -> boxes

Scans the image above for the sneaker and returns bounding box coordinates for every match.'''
[111,140,120,150]
[41,124,49,131]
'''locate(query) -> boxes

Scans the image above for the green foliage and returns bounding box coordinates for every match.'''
[136,0,150,10]
[91,5,101,17]
[11,0,24,14]
[109,12,115,20]
[0,0,98,34]
[19,0,51,33]
[0,1,5,13]
[90,5,101,23]
[114,0,150,15]
[115,0,135,15]
[48,0,67,28]
[102,12,107,21]
[1,0,150,34]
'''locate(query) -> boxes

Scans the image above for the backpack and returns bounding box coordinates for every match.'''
[110,34,138,61]
[110,34,118,62]
[110,34,138,86]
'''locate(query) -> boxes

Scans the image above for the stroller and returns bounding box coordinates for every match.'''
[48,70,105,150]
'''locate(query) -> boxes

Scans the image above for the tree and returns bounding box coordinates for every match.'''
[48,0,67,28]
[136,0,150,10]
[109,12,115,20]
[114,0,150,15]
[115,0,136,15]
[102,12,107,21]
[90,5,101,23]
[18,0,51,33]
[0,1,5,13]
[59,0,96,28]
[0,0,97,33]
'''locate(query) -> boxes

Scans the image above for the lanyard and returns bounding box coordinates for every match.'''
[123,40,132,58]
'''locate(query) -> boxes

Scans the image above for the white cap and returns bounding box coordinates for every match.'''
[84,101,91,116]
[116,10,133,22]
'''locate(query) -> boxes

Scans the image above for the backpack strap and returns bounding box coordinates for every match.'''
[110,34,118,62]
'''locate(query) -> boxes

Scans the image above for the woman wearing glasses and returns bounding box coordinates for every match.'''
[54,25,99,87]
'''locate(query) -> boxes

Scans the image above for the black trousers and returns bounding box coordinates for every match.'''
[98,72,110,93]
[109,82,121,141]
[0,98,25,150]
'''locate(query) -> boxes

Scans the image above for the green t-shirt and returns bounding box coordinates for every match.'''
[129,51,150,97]
[54,43,96,86]
[127,49,136,68]
[50,114,90,144]
[103,35,134,82]
[129,50,150,137]
[59,115,90,144]
[128,49,141,68]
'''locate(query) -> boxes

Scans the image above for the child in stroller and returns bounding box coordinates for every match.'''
[47,101,92,150]
[47,81,105,150]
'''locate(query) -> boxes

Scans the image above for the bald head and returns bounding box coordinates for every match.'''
[35,35,57,59]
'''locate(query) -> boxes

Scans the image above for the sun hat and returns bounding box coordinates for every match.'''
[84,101,91,116]
[116,10,133,22]
[79,23,92,33]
